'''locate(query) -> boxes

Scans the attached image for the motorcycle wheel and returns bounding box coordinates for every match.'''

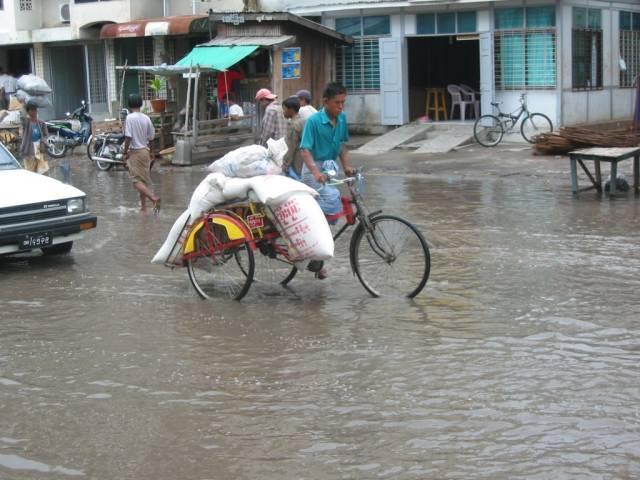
[45,134,67,158]
[87,137,113,171]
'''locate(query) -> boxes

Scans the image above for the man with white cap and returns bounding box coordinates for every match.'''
[296,89,317,121]
[255,88,288,147]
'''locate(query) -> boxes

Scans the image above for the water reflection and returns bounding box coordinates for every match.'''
[1,154,639,478]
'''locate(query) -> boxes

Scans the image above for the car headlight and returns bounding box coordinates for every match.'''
[67,198,85,214]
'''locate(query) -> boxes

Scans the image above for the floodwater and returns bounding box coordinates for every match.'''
[1,151,640,479]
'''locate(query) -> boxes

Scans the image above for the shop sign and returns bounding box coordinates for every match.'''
[282,48,301,80]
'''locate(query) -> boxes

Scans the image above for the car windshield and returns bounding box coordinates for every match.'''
[0,145,21,171]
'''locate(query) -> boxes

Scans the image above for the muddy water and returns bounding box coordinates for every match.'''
[1,155,639,479]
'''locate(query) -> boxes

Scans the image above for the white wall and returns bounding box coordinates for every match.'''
[14,0,43,31]
[168,0,244,15]
[0,1,18,34]
[129,0,163,20]
[71,0,132,33]
[42,0,67,28]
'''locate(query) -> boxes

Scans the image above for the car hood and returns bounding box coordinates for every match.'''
[0,169,86,209]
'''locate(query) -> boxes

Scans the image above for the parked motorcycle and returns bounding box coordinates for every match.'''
[86,108,129,171]
[45,100,93,158]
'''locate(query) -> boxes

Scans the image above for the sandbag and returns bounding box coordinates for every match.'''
[266,137,288,167]
[269,192,334,261]
[151,210,191,265]
[188,172,227,218]
[17,74,52,95]
[15,90,52,108]
[207,144,282,177]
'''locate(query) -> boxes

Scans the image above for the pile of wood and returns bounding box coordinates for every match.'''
[534,126,640,154]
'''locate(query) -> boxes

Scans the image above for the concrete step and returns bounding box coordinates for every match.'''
[355,123,434,155]
[412,125,474,154]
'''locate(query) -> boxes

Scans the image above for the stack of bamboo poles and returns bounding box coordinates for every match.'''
[534,126,640,154]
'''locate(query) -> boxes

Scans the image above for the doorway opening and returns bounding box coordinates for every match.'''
[4,47,32,76]
[408,36,479,121]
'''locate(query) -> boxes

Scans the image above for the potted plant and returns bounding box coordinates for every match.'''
[149,76,166,113]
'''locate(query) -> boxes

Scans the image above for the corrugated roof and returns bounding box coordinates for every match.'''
[197,35,295,47]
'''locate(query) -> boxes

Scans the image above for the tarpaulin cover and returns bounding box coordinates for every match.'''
[175,45,259,71]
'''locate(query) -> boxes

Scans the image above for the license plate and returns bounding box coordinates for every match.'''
[20,232,52,250]
[246,214,264,230]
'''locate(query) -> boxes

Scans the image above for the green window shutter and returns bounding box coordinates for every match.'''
[363,16,390,35]
[588,9,602,29]
[457,12,477,33]
[437,12,455,34]
[416,13,435,35]
[336,17,361,36]
[526,6,555,28]
[573,7,587,29]
[621,11,632,31]
[495,8,524,30]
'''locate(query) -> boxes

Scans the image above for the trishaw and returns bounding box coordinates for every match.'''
[179,172,431,300]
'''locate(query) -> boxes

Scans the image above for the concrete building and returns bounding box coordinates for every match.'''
[0,0,167,119]
[251,0,640,132]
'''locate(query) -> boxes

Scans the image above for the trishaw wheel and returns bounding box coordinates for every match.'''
[186,220,255,301]
[350,215,430,298]
[250,238,297,287]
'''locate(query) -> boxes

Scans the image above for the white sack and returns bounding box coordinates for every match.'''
[151,210,191,265]
[270,193,334,261]
[266,137,288,167]
[15,90,52,108]
[187,172,227,218]
[17,74,52,95]
[207,144,282,177]
[247,175,317,204]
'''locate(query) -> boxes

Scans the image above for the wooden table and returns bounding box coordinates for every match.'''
[568,147,640,196]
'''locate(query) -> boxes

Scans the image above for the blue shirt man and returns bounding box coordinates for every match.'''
[299,83,355,216]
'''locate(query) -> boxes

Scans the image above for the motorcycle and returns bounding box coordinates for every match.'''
[45,100,93,158]
[87,108,129,171]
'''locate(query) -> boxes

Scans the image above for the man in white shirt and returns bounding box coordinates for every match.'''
[296,89,318,121]
[224,93,244,127]
[122,93,160,213]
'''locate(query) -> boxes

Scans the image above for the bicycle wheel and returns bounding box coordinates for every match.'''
[186,220,254,300]
[473,115,504,147]
[45,134,67,158]
[350,215,430,298]
[252,238,298,286]
[520,113,553,143]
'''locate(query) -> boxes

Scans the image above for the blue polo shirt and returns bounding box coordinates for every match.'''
[299,108,349,163]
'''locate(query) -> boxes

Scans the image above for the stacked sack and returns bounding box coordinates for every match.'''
[207,137,287,177]
[15,74,52,108]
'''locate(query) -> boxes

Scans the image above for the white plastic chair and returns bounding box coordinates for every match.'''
[447,84,475,120]
[459,84,480,118]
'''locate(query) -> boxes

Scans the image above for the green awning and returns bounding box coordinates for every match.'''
[175,45,259,71]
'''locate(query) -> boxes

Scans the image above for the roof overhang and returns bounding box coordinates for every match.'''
[197,35,295,47]
[100,15,209,39]
[208,11,352,45]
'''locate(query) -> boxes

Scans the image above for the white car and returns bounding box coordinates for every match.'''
[0,143,97,255]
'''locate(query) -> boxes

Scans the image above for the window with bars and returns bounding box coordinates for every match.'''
[620,11,640,87]
[494,7,556,90]
[19,0,32,11]
[87,44,107,104]
[137,38,154,100]
[572,7,602,90]
[334,16,389,92]
[336,39,380,92]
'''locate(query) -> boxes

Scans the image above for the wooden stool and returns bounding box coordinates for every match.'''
[425,88,448,121]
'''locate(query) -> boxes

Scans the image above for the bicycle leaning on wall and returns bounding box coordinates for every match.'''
[473,93,553,147]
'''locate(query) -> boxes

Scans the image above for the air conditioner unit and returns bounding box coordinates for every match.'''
[59,4,70,23]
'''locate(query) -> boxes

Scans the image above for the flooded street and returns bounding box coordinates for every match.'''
[1,147,640,479]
